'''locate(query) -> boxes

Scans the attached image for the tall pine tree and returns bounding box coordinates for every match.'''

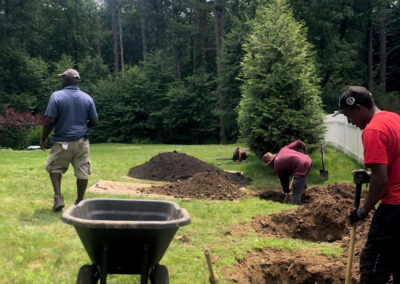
[238,0,325,156]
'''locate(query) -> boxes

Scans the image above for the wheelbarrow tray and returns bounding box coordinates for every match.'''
[62,198,191,275]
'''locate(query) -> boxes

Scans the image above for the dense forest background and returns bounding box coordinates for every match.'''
[1,0,399,145]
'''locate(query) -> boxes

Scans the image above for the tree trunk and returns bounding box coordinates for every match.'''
[172,4,181,79]
[109,0,119,74]
[197,0,207,67]
[379,15,386,93]
[95,6,102,57]
[214,0,225,143]
[138,0,147,61]
[367,21,373,92]
[118,6,124,73]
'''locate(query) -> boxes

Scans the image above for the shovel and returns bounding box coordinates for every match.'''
[320,139,328,181]
[345,169,371,284]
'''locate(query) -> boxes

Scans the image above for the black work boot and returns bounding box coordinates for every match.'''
[74,199,83,205]
[52,195,65,212]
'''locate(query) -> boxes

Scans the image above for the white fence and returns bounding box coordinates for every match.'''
[324,114,364,164]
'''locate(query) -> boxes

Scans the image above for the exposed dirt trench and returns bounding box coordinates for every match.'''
[96,151,374,283]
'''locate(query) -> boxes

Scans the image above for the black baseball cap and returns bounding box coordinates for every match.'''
[333,86,373,116]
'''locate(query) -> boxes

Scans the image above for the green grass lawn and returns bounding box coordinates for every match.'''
[0,143,361,283]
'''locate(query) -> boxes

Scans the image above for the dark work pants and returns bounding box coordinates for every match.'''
[359,204,400,284]
[291,165,312,205]
[292,176,307,205]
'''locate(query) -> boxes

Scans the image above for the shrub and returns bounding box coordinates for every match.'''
[0,108,43,149]
[238,0,325,156]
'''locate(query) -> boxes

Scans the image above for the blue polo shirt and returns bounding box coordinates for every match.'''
[45,86,98,142]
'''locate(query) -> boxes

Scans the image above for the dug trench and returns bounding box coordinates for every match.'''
[225,183,373,283]
[92,151,373,283]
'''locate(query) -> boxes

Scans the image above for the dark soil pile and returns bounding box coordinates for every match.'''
[226,182,373,283]
[127,151,251,186]
[223,247,353,284]
[255,181,366,205]
[143,172,247,201]
[251,183,371,243]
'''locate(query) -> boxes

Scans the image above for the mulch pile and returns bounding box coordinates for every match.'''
[127,151,251,186]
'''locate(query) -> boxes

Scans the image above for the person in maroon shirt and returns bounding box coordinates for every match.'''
[262,140,312,204]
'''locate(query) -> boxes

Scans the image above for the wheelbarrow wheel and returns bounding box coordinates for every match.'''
[76,264,100,284]
[150,265,169,284]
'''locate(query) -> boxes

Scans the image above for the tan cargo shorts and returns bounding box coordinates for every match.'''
[44,138,91,179]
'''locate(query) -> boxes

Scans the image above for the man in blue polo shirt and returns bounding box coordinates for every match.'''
[41,69,98,211]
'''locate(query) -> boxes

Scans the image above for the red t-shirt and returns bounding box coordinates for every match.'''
[362,111,400,204]
[274,140,312,178]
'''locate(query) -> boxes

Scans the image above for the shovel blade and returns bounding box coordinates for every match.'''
[320,170,329,181]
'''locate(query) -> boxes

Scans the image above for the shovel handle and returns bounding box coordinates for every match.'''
[203,246,218,284]
[345,225,356,284]
[345,178,365,284]
[320,144,325,170]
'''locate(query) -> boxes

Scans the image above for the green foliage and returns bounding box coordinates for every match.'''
[238,0,325,157]
[90,51,175,143]
[90,53,220,144]
[161,70,219,143]
[374,90,400,114]
[78,55,111,96]
[25,126,43,146]
[0,47,52,113]
[289,0,369,113]
[219,16,251,142]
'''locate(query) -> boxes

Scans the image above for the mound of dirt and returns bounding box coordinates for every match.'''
[254,181,365,205]
[127,151,251,186]
[223,247,353,284]
[143,172,247,201]
[225,182,374,282]
[251,183,372,243]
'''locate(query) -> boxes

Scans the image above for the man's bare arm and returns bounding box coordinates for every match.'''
[361,163,387,215]
[40,116,56,150]
[87,117,98,128]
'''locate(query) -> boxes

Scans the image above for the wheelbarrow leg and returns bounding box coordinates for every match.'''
[140,245,150,284]
[100,245,108,284]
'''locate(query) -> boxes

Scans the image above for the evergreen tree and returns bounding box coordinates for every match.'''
[238,0,325,157]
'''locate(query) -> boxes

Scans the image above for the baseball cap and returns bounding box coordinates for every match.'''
[262,152,277,167]
[332,86,373,117]
[58,69,80,80]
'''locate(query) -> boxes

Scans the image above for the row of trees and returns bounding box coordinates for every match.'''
[1,0,399,151]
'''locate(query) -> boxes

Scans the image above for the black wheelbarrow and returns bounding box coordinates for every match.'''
[62,198,191,284]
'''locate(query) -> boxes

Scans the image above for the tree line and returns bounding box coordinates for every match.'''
[0,0,399,148]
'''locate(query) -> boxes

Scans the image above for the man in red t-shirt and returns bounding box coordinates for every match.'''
[334,86,400,283]
[262,140,312,204]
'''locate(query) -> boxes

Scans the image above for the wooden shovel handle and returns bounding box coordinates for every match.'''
[203,246,218,284]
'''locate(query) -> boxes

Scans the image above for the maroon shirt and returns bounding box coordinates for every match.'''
[274,140,312,190]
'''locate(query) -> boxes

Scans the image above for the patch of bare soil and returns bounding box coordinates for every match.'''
[251,183,371,243]
[88,180,170,198]
[225,182,373,283]
[127,151,251,186]
[222,247,354,284]
[143,172,247,201]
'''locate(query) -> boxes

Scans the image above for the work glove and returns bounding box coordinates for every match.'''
[349,208,366,225]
